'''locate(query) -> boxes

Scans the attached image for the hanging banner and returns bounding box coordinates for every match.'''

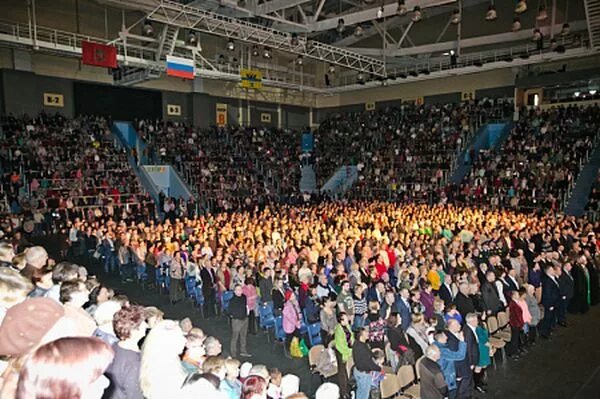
[240,69,263,89]
[81,41,117,68]
[216,103,228,126]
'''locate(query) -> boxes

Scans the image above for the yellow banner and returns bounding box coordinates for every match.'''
[240,69,263,89]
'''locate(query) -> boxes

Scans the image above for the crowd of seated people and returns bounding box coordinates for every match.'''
[138,120,281,212]
[0,114,155,235]
[452,105,600,211]
[2,198,599,399]
[316,100,513,201]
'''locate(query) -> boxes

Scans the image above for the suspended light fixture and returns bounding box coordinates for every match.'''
[486,3,497,21]
[411,6,422,22]
[187,31,197,46]
[451,9,461,24]
[515,0,527,14]
[290,33,299,46]
[590,90,598,96]
[357,72,365,83]
[251,45,259,57]
[536,4,548,21]
[263,47,272,59]
[296,55,303,66]
[227,39,235,51]
[142,20,154,36]
[376,6,384,21]
[512,17,522,32]
[397,0,407,16]
[574,91,580,97]
[532,28,542,41]
[328,65,336,74]
[337,19,345,33]
[354,25,364,37]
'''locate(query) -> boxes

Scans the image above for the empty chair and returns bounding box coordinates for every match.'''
[397,364,420,398]
[306,321,322,347]
[380,373,401,399]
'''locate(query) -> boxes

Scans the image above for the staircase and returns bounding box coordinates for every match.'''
[320,166,358,198]
[157,25,180,61]
[300,164,317,193]
[584,0,600,49]
[565,144,600,216]
[450,122,512,184]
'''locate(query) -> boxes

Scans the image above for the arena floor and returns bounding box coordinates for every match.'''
[42,236,600,398]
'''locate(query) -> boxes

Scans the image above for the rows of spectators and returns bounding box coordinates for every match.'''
[2,199,598,398]
[0,114,154,234]
[453,105,600,211]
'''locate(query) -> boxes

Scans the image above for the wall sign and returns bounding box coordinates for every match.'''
[462,91,475,101]
[365,102,375,111]
[43,93,64,107]
[216,103,228,126]
[167,104,181,116]
[261,113,271,123]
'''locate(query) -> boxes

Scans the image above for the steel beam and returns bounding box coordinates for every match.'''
[348,20,589,57]
[256,0,312,15]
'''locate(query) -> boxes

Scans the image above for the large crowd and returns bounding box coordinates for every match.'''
[1,101,600,399]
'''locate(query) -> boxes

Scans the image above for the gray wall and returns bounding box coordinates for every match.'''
[1,69,74,117]
[250,101,277,128]
[282,105,309,129]
[476,85,515,99]
[191,93,240,128]
[424,92,461,105]
[162,91,192,124]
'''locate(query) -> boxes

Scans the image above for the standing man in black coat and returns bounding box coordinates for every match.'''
[464,313,483,395]
[200,260,217,318]
[556,263,574,327]
[446,319,472,399]
[454,283,475,322]
[480,271,503,316]
[229,284,252,358]
[539,265,561,339]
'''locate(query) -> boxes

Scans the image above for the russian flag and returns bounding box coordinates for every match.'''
[166,55,195,79]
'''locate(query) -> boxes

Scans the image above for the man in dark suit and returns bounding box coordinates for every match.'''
[453,283,475,322]
[464,313,483,394]
[446,319,472,399]
[439,274,454,306]
[200,260,217,318]
[396,287,413,331]
[539,264,561,339]
[557,263,574,326]
[480,271,503,315]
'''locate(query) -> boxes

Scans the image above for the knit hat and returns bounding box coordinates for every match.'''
[284,290,293,302]
[0,298,65,357]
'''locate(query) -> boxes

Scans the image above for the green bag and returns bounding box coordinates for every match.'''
[290,337,303,358]
[299,338,309,357]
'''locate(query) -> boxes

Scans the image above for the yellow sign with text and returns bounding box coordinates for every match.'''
[43,93,64,107]
[240,69,263,89]
[167,104,181,116]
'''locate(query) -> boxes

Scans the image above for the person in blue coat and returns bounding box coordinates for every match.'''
[396,288,413,331]
[433,330,466,399]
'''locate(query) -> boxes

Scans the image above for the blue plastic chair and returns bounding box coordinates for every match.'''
[306,321,322,347]
[184,276,196,298]
[274,315,286,342]
[258,302,275,341]
[155,268,166,294]
[221,290,234,314]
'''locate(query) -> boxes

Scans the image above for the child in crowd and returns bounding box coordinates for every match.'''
[267,367,283,399]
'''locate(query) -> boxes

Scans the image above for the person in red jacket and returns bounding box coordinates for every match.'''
[508,290,524,360]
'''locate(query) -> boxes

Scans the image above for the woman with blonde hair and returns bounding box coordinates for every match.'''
[140,320,187,399]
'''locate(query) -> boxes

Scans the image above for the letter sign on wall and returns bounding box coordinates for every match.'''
[43,93,64,107]
[261,113,271,123]
[167,104,181,116]
[365,102,376,111]
[462,91,475,101]
[216,103,228,126]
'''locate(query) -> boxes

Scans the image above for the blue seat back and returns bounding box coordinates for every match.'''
[259,302,275,329]
[307,322,322,346]
[221,290,234,311]
[274,316,286,341]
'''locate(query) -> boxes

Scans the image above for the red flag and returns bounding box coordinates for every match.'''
[81,41,117,68]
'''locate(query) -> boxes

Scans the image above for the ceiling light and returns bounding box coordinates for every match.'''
[512,17,521,32]
[515,0,527,14]
[354,25,364,37]
[296,55,303,66]
[411,6,422,22]
[290,33,299,46]
[537,4,548,21]
[486,4,497,21]
[532,28,542,41]
[328,65,336,74]
[251,45,259,57]
[451,9,461,24]
[397,0,407,15]
[186,31,197,46]
[227,39,235,51]
[357,72,365,82]
[263,47,272,59]
[376,6,384,20]
[142,20,154,36]
[337,18,345,33]
[561,23,570,36]
[590,90,597,95]
[574,91,580,97]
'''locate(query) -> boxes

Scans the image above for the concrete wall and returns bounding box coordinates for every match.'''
[161,91,192,124]
[318,68,518,108]
[282,105,310,129]
[1,69,75,117]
